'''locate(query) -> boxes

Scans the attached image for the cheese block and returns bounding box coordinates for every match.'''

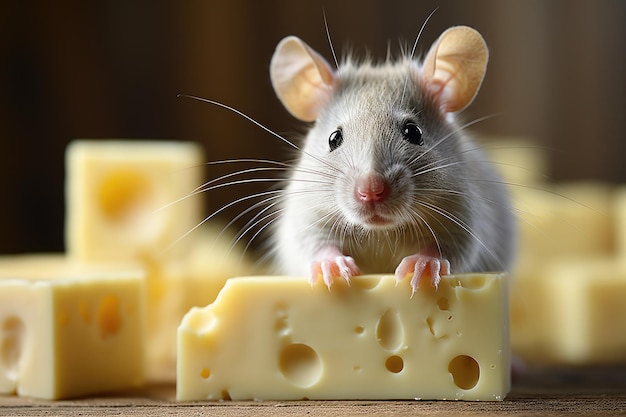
[512,258,626,364]
[513,182,614,265]
[615,187,626,264]
[65,140,205,262]
[483,137,548,186]
[141,225,258,382]
[0,255,146,399]
[177,273,510,401]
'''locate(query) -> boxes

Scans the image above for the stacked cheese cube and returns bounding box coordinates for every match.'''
[0,140,253,399]
[488,138,626,365]
[64,140,254,380]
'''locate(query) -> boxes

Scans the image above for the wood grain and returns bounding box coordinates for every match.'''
[1,366,625,416]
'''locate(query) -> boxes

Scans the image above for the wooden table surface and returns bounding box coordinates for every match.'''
[2,366,626,416]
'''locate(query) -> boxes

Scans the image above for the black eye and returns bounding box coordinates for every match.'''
[402,122,424,146]
[329,128,344,152]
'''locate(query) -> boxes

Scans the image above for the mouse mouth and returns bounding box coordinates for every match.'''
[356,206,401,229]
[349,198,404,229]
[365,214,392,226]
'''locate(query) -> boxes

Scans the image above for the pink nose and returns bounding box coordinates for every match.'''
[356,174,389,202]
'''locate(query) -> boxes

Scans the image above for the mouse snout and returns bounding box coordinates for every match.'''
[356,173,389,203]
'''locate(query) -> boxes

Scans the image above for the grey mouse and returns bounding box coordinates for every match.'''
[269,26,516,293]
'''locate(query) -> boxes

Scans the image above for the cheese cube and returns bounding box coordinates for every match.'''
[0,255,146,399]
[143,226,257,381]
[177,273,510,401]
[514,182,614,265]
[483,137,548,186]
[513,258,626,364]
[65,140,204,262]
[615,187,626,263]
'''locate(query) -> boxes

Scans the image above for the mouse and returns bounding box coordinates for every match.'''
[267,25,516,294]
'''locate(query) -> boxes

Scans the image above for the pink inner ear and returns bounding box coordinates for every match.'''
[417,75,452,113]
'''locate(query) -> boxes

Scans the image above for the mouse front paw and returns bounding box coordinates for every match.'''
[395,253,451,294]
[310,246,360,289]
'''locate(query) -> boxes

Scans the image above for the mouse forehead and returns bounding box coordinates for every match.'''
[330,61,425,125]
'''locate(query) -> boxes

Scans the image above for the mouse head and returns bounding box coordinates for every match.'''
[270,26,489,122]
[269,27,490,238]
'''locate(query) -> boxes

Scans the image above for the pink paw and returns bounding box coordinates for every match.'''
[395,253,451,294]
[310,246,360,289]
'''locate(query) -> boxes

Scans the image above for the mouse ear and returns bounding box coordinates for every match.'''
[420,26,488,113]
[270,36,337,122]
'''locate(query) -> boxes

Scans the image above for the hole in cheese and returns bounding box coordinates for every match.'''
[279,343,322,388]
[99,169,152,221]
[98,295,122,338]
[200,368,211,379]
[275,306,290,335]
[385,355,404,373]
[98,169,164,240]
[351,276,383,290]
[451,275,489,290]
[426,317,435,337]
[354,325,365,335]
[1,316,25,380]
[437,297,449,311]
[376,309,404,351]
[221,389,232,400]
[187,309,217,334]
[448,355,480,390]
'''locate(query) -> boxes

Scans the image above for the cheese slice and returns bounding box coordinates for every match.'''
[177,273,510,401]
[65,140,204,262]
[0,255,146,399]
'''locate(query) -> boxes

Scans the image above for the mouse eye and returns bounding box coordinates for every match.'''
[402,122,424,146]
[329,128,344,152]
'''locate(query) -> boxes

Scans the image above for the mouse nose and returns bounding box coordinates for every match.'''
[356,173,389,202]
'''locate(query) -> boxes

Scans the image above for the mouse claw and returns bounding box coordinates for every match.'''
[395,253,451,295]
[309,248,360,290]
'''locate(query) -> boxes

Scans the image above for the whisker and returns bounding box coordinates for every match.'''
[417,200,504,270]
[407,207,444,259]
[204,158,293,167]
[178,95,301,151]
[160,190,282,256]
[178,94,346,178]
[219,195,283,249]
[411,114,499,165]
[238,206,282,254]
[323,9,339,70]
[410,8,439,61]
[401,8,438,106]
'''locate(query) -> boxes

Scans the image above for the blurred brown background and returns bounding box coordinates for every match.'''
[0,0,624,254]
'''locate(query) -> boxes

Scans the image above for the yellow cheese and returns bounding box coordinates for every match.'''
[483,137,548,186]
[177,273,510,401]
[615,187,626,263]
[0,255,146,399]
[509,182,617,364]
[514,182,614,265]
[511,258,626,365]
[63,139,260,381]
[143,226,257,381]
[65,140,205,262]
